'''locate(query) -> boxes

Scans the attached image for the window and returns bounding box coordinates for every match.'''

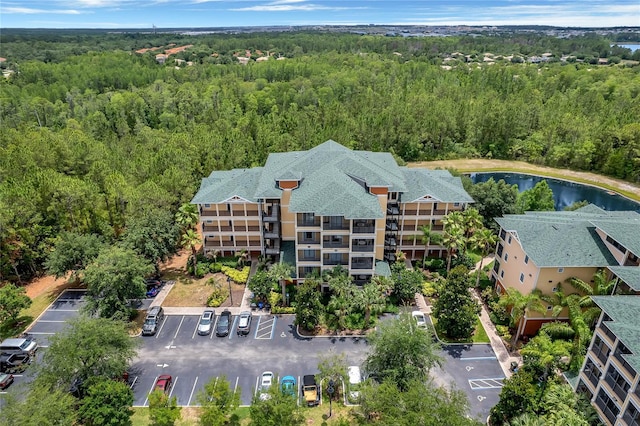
[604,365,630,401]
[519,273,524,283]
[304,232,313,240]
[302,213,315,224]
[500,270,504,278]
[500,229,506,240]
[204,204,210,207]
[508,235,512,244]
[303,250,316,260]
[454,202,460,207]
[496,243,504,257]
[623,403,640,426]
[524,255,529,264]
[227,203,231,211]
[558,267,564,273]
[504,253,508,262]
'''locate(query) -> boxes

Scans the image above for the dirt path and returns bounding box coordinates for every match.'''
[409,159,640,201]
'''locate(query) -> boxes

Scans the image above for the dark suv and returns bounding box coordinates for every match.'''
[216,310,231,337]
[142,306,165,336]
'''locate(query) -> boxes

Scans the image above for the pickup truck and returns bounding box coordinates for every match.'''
[302,375,320,406]
[0,353,31,374]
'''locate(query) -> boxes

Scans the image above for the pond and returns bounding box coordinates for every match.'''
[469,172,640,212]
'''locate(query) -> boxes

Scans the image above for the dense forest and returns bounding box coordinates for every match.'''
[0,30,639,283]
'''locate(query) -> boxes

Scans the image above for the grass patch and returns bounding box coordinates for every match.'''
[432,317,489,344]
[0,315,33,340]
[131,407,202,426]
[161,271,221,307]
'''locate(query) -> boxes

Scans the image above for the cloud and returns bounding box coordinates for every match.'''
[2,6,83,14]
[231,0,366,12]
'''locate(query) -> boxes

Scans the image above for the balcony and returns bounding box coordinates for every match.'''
[352,240,375,252]
[299,254,321,262]
[323,259,348,266]
[431,225,443,231]
[217,210,231,217]
[202,225,217,233]
[200,208,217,216]
[601,323,617,343]
[323,239,348,249]
[434,209,446,215]
[297,214,320,227]
[246,210,259,217]
[353,226,375,234]
[221,241,235,247]
[403,209,418,216]
[385,236,397,246]
[264,224,280,239]
[604,374,630,401]
[387,206,400,215]
[323,218,350,231]
[351,258,373,270]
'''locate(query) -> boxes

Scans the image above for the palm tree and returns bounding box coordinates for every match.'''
[521,332,572,382]
[181,229,201,276]
[469,227,497,288]
[442,223,465,274]
[567,269,616,325]
[175,203,198,232]
[498,288,547,345]
[418,225,443,267]
[462,207,484,240]
[328,274,354,300]
[507,413,546,426]
[328,294,351,331]
[236,249,249,267]
[267,262,293,306]
[355,282,386,327]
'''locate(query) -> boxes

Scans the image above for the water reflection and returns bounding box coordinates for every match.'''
[469,172,640,212]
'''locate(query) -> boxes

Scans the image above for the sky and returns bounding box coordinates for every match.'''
[1,0,639,29]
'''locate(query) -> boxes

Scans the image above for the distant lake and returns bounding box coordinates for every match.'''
[469,172,640,212]
[612,43,640,53]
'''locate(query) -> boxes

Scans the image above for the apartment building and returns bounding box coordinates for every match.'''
[491,205,640,336]
[191,140,473,283]
[577,294,640,426]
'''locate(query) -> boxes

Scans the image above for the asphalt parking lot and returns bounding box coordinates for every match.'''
[3,289,504,421]
[130,313,368,407]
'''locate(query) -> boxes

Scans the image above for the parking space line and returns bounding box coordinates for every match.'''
[297,375,301,406]
[130,376,138,389]
[253,316,262,339]
[229,316,238,340]
[234,377,239,398]
[192,320,198,339]
[187,377,198,406]
[254,316,276,339]
[270,317,277,339]
[210,316,219,339]
[155,318,168,339]
[174,316,185,339]
[254,375,260,397]
[143,376,159,406]
[36,320,67,323]
[168,376,178,400]
[460,356,497,361]
[468,378,504,390]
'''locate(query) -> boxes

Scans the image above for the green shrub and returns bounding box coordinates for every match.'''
[206,280,229,307]
[422,281,438,298]
[209,263,222,273]
[489,302,510,326]
[423,257,445,272]
[481,287,499,305]
[344,312,365,330]
[221,266,250,284]
[496,325,511,341]
[195,263,209,278]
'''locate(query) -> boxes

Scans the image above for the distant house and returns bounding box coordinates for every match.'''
[0,57,6,63]
[256,56,269,62]
[598,58,609,65]
[155,54,168,64]
[237,57,250,65]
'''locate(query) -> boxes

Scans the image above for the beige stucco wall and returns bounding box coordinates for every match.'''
[595,227,625,265]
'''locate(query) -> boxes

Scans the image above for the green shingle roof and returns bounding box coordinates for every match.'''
[590,218,640,258]
[591,296,640,372]
[192,140,471,218]
[608,266,640,292]
[191,168,263,204]
[495,207,626,267]
[401,168,474,203]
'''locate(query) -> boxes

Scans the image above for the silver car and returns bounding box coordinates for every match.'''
[237,311,252,336]
[197,310,215,336]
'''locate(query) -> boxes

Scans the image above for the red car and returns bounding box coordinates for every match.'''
[155,374,172,394]
[0,373,14,390]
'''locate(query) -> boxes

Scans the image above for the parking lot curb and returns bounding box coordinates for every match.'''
[295,324,368,340]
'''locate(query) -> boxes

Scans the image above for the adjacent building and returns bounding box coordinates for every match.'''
[191,140,473,284]
[491,205,640,337]
[577,293,640,426]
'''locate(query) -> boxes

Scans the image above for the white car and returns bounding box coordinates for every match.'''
[197,310,214,336]
[259,371,274,400]
[412,310,427,328]
[347,366,362,401]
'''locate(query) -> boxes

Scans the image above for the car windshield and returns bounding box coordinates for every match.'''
[19,340,31,350]
[144,318,155,326]
[218,316,229,326]
[239,317,248,326]
[200,317,211,325]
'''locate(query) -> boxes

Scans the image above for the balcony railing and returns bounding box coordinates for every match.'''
[200,209,217,216]
[323,241,348,249]
[434,209,446,215]
[385,222,398,232]
[221,241,235,247]
[262,206,280,222]
[387,206,400,215]
[218,211,231,217]
[246,210,259,217]
[323,258,348,266]
[601,323,617,343]
[385,237,397,246]
[604,374,630,401]
[202,225,217,233]
[403,209,418,216]
[353,226,375,234]
[323,222,350,231]
[299,255,321,262]
[352,244,374,253]
[265,244,280,255]
[352,263,373,270]
[431,225,444,231]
